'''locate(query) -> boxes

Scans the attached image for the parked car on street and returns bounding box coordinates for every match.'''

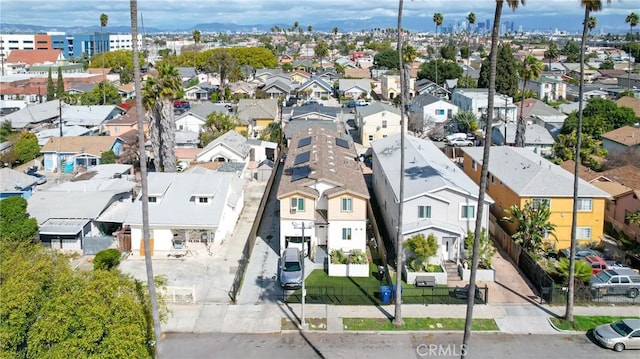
[25,166,47,185]
[445,133,467,142]
[593,318,640,352]
[589,268,640,298]
[279,248,303,290]
[584,255,608,274]
[447,138,473,147]
[558,247,604,260]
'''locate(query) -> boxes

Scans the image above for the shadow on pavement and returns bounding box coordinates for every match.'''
[280,303,327,359]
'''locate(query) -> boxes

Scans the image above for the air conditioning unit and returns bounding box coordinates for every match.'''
[290,207,297,214]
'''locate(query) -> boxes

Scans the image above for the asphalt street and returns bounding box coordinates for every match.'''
[160,332,638,359]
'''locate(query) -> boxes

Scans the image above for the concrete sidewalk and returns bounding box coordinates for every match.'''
[162,302,640,335]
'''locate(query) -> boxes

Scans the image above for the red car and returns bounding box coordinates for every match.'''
[173,100,190,109]
[585,255,608,275]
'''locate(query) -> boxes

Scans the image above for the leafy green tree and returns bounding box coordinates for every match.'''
[617,89,636,99]
[80,82,120,105]
[440,44,457,61]
[459,46,470,60]
[599,56,614,69]
[561,40,581,62]
[100,150,117,164]
[143,62,181,172]
[199,112,238,147]
[417,60,463,86]
[314,41,329,69]
[626,210,640,225]
[14,132,39,163]
[502,200,557,255]
[552,130,607,169]
[454,111,479,133]
[89,50,145,85]
[478,44,519,97]
[93,248,121,270]
[46,67,55,101]
[0,120,12,142]
[458,75,477,89]
[516,54,543,147]
[544,42,560,70]
[561,98,636,138]
[373,49,399,69]
[0,197,38,242]
[192,29,201,44]
[463,228,495,268]
[260,121,282,144]
[403,233,438,271]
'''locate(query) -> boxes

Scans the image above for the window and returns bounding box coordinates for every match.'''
[460,205,476,219]
[291,197,304,212]
[532,198,551,210]
[382,120,387,129]
[148,196,157,203]
[471,160,476,170]
[576,227,592,240]
[342,228,352,240]
[199,197,208,203]
[341,198,353,212]
[435,109,445,115]
[418,205,431,219]
[368,135,374,141]
[577,198,592,211]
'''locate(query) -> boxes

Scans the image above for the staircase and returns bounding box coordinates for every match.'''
[443,261,461,281]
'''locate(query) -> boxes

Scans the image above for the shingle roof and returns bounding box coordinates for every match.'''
[616,96,640,117]
[559,160,602,182]
[196,130,250,160]
[277,127,368,200]
[356,101,400,117]
[597,165,640,191]
[41,136,118,156]
[6,49,62,65]
[0,168,38,192]
[3,100,66,129]
[237,99,278,122]
[601,126,640,147]
[461,146,610,198]
[62,105,122,127]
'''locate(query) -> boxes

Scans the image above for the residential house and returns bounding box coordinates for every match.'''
[196,130,276,166]
[343,67,371,79]
[175,102,229,133]
[35,125,91,146]
[262,74,292,99]
[338,79,372,100]
[3,100,67,130]
[296,77,333,100]
[125,170,244,254]
[27,164,136,252]
[355,101,401,148]
[276,127,369,272]
[102,105,149,137]
[40,136,124,172]
[184,84,216,102]
[227,81,257,98]
[601,126,640,156]
[237,99,279,138]
[491,123,555,155]
[290,69,311,84]
[461,146,610,250]
[254,68,284,83]
[381,74,415,101]
[117,83,136,100]
[520,76,567,101]
[177,67,197,83]
[616,96,640,118]
[411,93,459,129]
[62,105,126,132]
[414,79,451,99]
[515,98,567,138]
[451,89,517,127]
[0,168,38,199]
[371,134,493,270]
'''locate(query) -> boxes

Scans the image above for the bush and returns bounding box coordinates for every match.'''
[348,249,368,264]
[330,249,347,264]
[93,248,121,270]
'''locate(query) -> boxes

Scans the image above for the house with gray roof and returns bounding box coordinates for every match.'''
[296,77,334,100]
[3,100,67,130]
[175,102,229,133]
[371,134,493,278]
[276,127,369,273]
[338,79,372,100]
[195,130,276,168]
[515,98,567,138]
[0,168,38,200]
[35,125,91,146]
[491,123,555,155]
[411,94,459,130]
[62,105,126,130]
[262,75,293,99]
[124,170,244,254]
[237,99,279,138]
[355,101,401,148]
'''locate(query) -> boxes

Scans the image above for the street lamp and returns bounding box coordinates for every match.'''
[292,221,313,329]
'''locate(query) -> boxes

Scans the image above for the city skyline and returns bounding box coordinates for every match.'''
[0,0,638,33]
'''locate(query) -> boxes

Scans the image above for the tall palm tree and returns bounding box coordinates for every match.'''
[433,13,443,86]
[192,29,201,44]
[100,13,108,105]
[466,12,476,77]
[544,42,559,72]
[461,1,526,357]
[587,16,598,31]
[129,0,162,355]
[392,0,407,328]
[566,0,611,324]
[625,12,638,93]
[143,62,181,173]
[515,54,543,147]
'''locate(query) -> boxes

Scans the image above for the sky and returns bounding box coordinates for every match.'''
[1,0,638,32]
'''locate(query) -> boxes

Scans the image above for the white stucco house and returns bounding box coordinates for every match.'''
[355,102,401,148]
[451,89,517,127]
[411,93,459,129]
[175,102,229,133]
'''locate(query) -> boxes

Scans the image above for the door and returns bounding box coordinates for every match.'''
[441,237,456,261]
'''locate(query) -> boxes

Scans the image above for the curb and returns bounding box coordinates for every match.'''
[546,317,585,334]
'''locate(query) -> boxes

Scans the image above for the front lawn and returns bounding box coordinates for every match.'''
[550,315,640,331]
[343,317,498,331]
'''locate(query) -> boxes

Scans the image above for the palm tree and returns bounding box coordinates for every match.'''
[461,1,525,357]
[626,210,640,225]
[392,0,407,328]
[293,21,299,31]
[515,54,543,147]
[587,16,598,31]
[544,42,559,71]
[307,25,312,33]
[192,29,201,44]
[433,13,443,86]
[566,0,611,324]
[143,62,181,173]
[129,0,162,355]
[625,12,638,93]
[314,41,329,70]
[466,12,476,77]
[100,13,109,105]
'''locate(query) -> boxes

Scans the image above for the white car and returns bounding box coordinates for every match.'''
[447,138,473,147]
[445,133,467,142]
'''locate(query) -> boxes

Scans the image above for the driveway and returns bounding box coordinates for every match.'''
[485,241,542,305]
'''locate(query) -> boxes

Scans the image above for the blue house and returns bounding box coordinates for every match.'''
[40,136,124,173]
[0,168,38,200]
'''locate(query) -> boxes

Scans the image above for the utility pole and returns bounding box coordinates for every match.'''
[292,221,312,329]
[504,96,508,146]
[58,99,63,181]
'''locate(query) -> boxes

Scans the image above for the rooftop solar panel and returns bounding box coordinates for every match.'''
[294,151,310,165]
[335,137,349,149]
[298,136,312,148]
[291,165,310,181]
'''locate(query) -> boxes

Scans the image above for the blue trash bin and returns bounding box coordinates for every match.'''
[379,285,391,304]
[391,284,403,299]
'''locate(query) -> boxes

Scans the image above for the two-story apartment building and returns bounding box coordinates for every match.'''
[461,146,610,250]
[380,74,415,101]
[276,127,369,270]
[371,134,493,265]
[520,76,567,102]
[451,89,517,128]
[355,102,401,148]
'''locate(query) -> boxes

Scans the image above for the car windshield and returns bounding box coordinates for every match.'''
[611,321,633,336]
[283,261,301,272]
[595,271,611,282]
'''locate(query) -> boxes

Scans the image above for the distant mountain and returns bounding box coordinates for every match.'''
[0,22,163,34]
